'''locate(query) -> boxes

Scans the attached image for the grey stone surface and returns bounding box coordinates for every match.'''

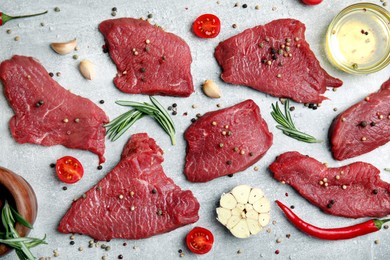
[0,0,389,259]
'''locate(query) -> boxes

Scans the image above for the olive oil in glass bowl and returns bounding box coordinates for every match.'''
[325,3,390,74]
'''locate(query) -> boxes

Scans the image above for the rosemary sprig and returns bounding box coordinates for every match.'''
[271,100,322,143]
[385,168,390,172]
[1,201,47,260]
[105,96,176,145]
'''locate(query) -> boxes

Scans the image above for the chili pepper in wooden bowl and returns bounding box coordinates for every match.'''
[0,10,47,26]
[276,200,390,240]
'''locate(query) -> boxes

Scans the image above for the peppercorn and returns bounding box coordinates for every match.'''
[172,111,177,115]
[97,165,103,170]
[373,189,378,194]
[172,103,177,108]
[112,7,117,12]
[62,186,67,191]
[191,118,196,123]
[49,72,54,77]
[370,122,376,126]
[226,160,232,165]
[70,241,75,245]
[242,4,248,8]
[50,163,55,168]
[118,255,123,259]
[99,100,105,104]
[151,189,157,194]
[359,121,368,127]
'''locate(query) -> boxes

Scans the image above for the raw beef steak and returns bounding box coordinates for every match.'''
[0,55,108,164]
[99,18,194,97]
[329,78,390,160]
[214,19,343,104]
[269,151,390,218]
[185,100,273,182]
[58,133,200,240]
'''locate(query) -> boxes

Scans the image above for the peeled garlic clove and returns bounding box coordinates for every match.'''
[79,59,96,80]
[50,39,77,55]
[202,79,221,98]
[216,207,231,226]
[231,185,251,204]
[220,193,237,209]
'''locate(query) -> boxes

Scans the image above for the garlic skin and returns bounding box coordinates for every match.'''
[50,39,77,55]
[202,79,221,98]
[79,59,96,80]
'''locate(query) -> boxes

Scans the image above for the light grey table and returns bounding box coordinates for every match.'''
[0,0,389,259]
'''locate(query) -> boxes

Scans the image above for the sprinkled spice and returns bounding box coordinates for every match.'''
[36,100,44,107]
[97,165,103,170]
[112,7,117,12]
[226,160,232,165]
[254,166,259,171]
[242,4,248,8]
[232,24,237,29]
[140,67,146,73]
[6,29,11,34]
[275,250,280,255]
[249,152,254,156]
[227,174,233,177]
[219,143,224,148]
[286,233,291,238]
[359,121,368,127]
[14,36,20,41]
[290,205,295,209]
[342,185,347,190]
[49,72,54,77]
[191,118,196,123]
[276,238,282,243]
[63,118,69,123]
[370,122,376,126]
[118,255,123,259]
[212,121,217,126]
[361,137,367,141]
[70,241,75,245]
[54,7,61,12]
[49,163,55,168]
[56,72,61,77]
[72,54,78,60]
[130,206,135,211]
[157,209,163,215]
[152,189,157,194]
[374,240,380,245]
[373,189,378,194]
[111,11,117,17]
[62,186,67,191]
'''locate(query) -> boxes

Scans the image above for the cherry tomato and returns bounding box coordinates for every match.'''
[186,227,214,254]
[301,0,323,5]
[192,14,221,39]
[56,156,84,184]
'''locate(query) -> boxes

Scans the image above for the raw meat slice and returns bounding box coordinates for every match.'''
[329,79,390,160]
[184,99,273,182]
[0,55,108,164]
[99,18,194,97]
[214,19,343,104]
[58,133,200,240]
[269,151,390,218]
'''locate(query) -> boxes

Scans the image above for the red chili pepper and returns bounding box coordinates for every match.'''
[276,200,390,240]
[1,10,47,26]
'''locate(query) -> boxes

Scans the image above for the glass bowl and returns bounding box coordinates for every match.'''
[325,2,390,74]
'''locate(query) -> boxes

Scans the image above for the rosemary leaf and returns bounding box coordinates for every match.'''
[271,100,322,143]
[105,97,176,145]
[10,206,33,229]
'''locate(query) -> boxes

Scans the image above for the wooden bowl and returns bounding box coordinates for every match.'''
[0,166,38,256]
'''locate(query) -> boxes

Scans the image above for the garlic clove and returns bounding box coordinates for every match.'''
[202,79,221,98]
[50,39,77,55]
[79,59,96,80]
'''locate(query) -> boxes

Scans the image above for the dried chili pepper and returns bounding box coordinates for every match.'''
[0,10,47,26]
[276,200,390,240]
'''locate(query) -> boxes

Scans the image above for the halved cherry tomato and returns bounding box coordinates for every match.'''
[192,14,221,39]
[56,156,84,184]
[186,227,214,254]
[301,0,323,5]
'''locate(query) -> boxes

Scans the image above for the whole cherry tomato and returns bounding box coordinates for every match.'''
[186,227,214,254]
[192,14,221,38]
[56,156,84,184]
[301,0,323,5]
